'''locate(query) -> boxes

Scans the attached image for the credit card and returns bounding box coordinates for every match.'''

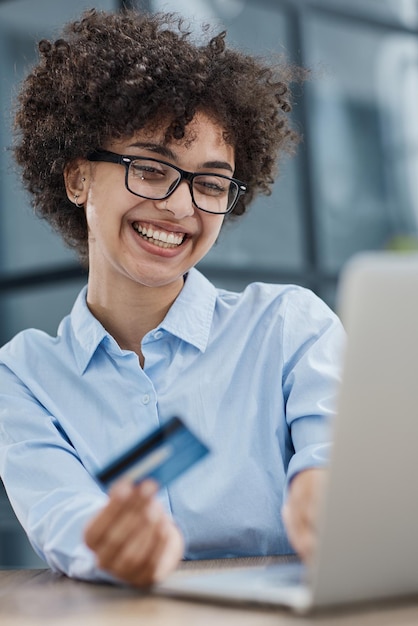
[96,416,210,491]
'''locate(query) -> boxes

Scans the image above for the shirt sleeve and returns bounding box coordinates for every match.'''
[0,363,116,583]
[281,288,346,492]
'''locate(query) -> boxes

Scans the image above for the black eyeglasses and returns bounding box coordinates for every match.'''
[87,149,247,215]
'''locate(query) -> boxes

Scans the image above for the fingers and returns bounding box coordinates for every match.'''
[126,516,184,586]
[105,497,171,584]
[282,499,315,562]
[84,479,184,586]
[282,468,326,562]
[84,479,157,554]
[91,482,161,573]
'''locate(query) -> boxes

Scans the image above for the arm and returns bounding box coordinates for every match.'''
[0,364,183,584]
[280,288,345,561]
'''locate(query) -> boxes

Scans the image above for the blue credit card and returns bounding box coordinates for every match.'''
[96,416,210,491]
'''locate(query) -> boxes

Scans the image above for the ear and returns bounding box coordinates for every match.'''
[64,159,90,207]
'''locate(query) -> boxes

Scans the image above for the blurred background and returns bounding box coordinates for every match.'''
[1,0,418,568]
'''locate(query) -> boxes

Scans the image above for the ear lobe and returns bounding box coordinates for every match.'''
[64,159,88,206]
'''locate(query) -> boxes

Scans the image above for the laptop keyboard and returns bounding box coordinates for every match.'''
[257,562,306,587]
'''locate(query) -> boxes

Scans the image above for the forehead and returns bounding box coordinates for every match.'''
[120,112,230,147]
[108,111,235,166]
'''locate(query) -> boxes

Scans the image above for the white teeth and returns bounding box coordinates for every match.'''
[133,223,184,248]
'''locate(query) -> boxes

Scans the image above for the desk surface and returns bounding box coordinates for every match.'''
[2,557,418,626]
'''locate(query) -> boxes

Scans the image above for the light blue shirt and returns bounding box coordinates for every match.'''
[0,268,345,581]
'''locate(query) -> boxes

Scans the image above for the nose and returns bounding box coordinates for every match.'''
[157,180,195,219]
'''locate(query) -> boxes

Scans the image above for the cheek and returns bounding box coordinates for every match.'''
[84,187,125,231]
[203,215,224,246]
[84,197,119,249]
[85,170,124,218]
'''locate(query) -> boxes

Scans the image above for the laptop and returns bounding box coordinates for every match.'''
[155,251,418,613]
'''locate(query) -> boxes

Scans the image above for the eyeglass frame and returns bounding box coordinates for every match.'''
[87,149,247,215]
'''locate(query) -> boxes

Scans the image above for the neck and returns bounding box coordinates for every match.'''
[87,275,185,363]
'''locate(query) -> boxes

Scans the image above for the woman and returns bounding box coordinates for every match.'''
[0,9,345,587]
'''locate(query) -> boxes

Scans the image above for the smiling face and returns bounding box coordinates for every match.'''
[68,112,234,301]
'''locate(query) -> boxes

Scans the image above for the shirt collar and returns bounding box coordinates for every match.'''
[156,267,217,352]
[69,286,108,374]
[69,268,217,374]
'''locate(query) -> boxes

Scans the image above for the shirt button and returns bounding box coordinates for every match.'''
[142,394,150,405]
[154,330,163,340]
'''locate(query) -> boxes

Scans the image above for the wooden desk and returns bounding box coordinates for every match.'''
[2,557,418,626]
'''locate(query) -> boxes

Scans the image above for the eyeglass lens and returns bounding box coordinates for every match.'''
[128,159,238,214]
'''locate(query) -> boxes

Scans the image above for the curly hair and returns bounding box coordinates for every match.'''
[13,8,302,265]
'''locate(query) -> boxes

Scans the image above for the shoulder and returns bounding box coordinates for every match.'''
[0,326,58,358]
[215,279,333,321]
[186,268,315,313]
[0,326,64,378]
[213,278,344,352]
[0,285,94,377]
[0,328,59,397]
[0,302,77,379]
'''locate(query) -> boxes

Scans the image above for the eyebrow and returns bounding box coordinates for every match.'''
[128,142,234,174]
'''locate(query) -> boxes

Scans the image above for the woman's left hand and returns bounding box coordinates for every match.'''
[281,467,327,562]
